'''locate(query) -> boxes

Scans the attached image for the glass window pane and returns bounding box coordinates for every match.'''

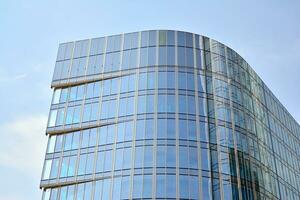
[179,146,188,168]
[72,131,80,149]
[132,175,143,198]
[42,160,52,179]
[104,150,113,171]
[159,30,167,45]
[156,175,165,198]
[94,180,103,199]
[143,175,152,198]
[179,175,189,198]
[134,146,143,168]
[68,156,76,177]
[48,110,57,127]
[90,37,105,55]
[52,89,61,104]
[121,176,130,199]
[96,151,104,173]
[78,154,87,175]
[102,179,111,200]
[112,177,122,200]
[166,175,176,198]
[148,47,156,66]
[143,145,153,168]
[123,148,132,169]
[47,136,56,153]
[84,182,92,200]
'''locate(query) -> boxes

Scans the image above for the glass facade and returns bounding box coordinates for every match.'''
[40,30,300,200]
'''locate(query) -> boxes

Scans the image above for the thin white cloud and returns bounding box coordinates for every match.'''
[0,115,48,176]
[0,71,28,83]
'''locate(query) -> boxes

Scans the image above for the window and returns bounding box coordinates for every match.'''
[123,32,138,50]
[140,47,148,67]
[47,136,56,153]
[156,175,165,198]
[102,179,111,200]
[60,157,68,177]
[166,175,176,198]
[158,95,167,113]
[145,119,154,139]
[156,146,166,167]
[50,158,59,179]
[64,134,72,151]
[186,48,194,67]
[96,151,104,173]
[167,30,175,45]
[122,49,137,69]
[190,176,199,199]
[179,146,188,168]
[136,120,145,140]
[52,89,61,104]
[148,47,156,66]
[159,30,167,45]
[94,180,103,199]
[106,35,121,52]
[158,71,167,89]
[87,55,103,75]
[85,153,95,174]
[78,154,87,175]
[167,46,175,65]
[179,175,189,199]
[143,175,152,198]
[57,42,73,61]
[134,146,143,168]
[48,110,57,127]
[179,119,188,140]
[124,121,133,141]
[189,147,198,169]
[104,52,120,72]
[137,95,146,114]
[167,95,176,113]
[68,156,76,177]
[90,37,105,55]
[54,135,63,152]
[178,72,187,90]
[167,71,175,89]
[158,47,167,65]
[188,120,196,140]
[132,175,143,198]
[121,176,130,199]
[178,47,186,66]
[84,182,92,200]
[104,150,113,171]
[166,146,176,167]
[143,145,153,168]
[187,95,196,115]
[73,40,89,58]
[177,31,185,46]
[149,30,156,46]
[123,148,132,169]
[60,88,68,103]
[114,148,123,170]
[42,160,52,179]
[202,177,212,200]
[70,57,87,77]
[201,148,210,170]
[157,119,166,139]
[112,177,122,200]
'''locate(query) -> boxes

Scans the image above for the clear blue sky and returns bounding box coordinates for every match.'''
[0,0,299,199]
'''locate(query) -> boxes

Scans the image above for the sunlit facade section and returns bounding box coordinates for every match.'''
[40,30,300,200]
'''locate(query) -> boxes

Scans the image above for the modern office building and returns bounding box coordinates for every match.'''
[40,30,300,200]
